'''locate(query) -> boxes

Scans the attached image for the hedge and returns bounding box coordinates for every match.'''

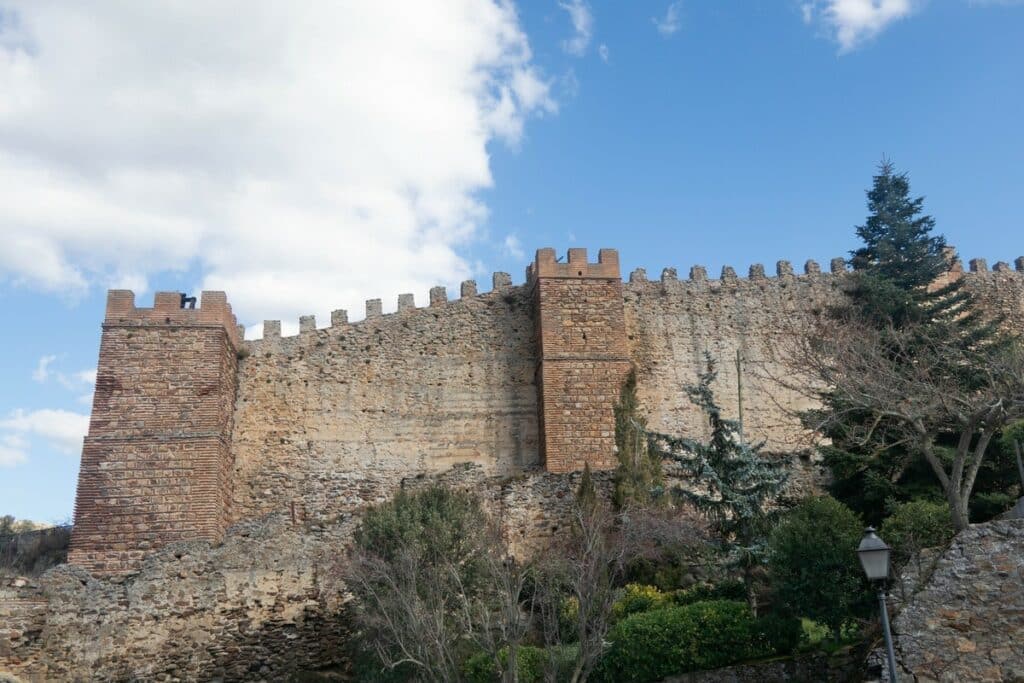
[594,600,799,683]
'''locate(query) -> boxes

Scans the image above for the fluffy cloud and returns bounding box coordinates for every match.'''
[0,2,554,331]
[0,434,28,467]
[653,2,683,37]
[559,0,594,56]
[801,0,919,52]
[0,408,89,455]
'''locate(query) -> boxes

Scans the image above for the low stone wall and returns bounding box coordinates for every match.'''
[0,463,710,682]
[877,518,1024,682]
[1,514,353,682]
[665,650,860,683]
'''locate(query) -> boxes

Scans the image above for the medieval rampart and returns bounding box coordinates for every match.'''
[60,249,1024,573]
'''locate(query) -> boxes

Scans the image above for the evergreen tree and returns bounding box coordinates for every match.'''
[612,370,664,509]
[813,161,1015,527]
[648,354,788,574]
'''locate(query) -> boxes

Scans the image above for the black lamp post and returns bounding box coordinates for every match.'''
[858,527,898,683]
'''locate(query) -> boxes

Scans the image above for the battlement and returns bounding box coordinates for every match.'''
[253,271,519,343]
[527,247,621,281]
[104,290,241,350]
[624,254,1024,289]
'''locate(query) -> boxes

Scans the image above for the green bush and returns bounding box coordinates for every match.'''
[611,584,670,622]
[880,498,955,565]
[767,496,869,642]
[609,580,750,625]
[463,645,575,683]
[752,612,803,655]
[594,600,771,683]
[969,491,1017,523]
[670,579,746,607]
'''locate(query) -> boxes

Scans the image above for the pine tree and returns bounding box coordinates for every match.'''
[648,354,787,571]
[849,160,997,344]
[816,161,1012,526]
[612,370,663,509]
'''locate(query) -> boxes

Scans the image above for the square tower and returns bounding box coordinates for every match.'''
[529,248,631,473]
[68,290,241,574]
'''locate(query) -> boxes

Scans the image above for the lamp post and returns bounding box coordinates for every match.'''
[858,527,898,683]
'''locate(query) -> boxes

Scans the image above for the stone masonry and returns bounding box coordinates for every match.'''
[3,246,1023,681]
[62,247,1024,573]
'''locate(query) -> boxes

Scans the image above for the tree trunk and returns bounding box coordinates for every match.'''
[569,659,586,683]
[945,487,969,532]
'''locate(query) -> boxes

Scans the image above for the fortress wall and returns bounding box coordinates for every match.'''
[229,280,540,523]
[624,259,1024,465]
[624,261,846,456]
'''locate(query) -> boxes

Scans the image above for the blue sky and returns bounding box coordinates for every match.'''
[2,1,1022,522]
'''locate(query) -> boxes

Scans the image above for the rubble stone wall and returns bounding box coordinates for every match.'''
[886,519,1024,682]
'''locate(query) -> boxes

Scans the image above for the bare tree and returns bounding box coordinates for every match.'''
[536,498,628,683]
[536,492,703,683]
[782,312,1024,531]
[341,488,531,682]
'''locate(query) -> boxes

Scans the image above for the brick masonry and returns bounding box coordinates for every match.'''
[68,290,240,574]
[530,248,631,472]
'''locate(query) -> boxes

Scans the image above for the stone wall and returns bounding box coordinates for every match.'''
[229,277,539,523]
[2,465,690,682]
[880,518,1024,682]
[63,247,1024,572]
[2,514,352,682]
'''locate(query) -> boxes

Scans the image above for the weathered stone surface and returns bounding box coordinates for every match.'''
[870,519,1024,682]
[2,514,352,682]
[664,649,860,682]
[531,249,629,473]
[69,291,239,575]
[2,465,695,681]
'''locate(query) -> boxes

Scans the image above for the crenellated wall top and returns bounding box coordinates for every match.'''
[103,290,241,350]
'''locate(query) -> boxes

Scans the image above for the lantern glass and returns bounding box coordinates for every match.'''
[857,527,891,581]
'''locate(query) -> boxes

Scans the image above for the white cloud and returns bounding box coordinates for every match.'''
[598,44,610,63]
[0,408,89,454]
[654,2,683,36]
[801,0,919,52]
[32,354,58,382]
[0,2,554,330]
[559,0,593,56]
[0,434,28,467]
[75,368,97,385]
[502,234,525,259]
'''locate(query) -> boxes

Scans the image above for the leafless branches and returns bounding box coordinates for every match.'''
[343,511,530,682]
[779,309,1024,529]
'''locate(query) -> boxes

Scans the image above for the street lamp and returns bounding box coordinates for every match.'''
[858,527,898,683]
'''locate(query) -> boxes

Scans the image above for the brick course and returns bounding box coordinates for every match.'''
[68,290,239,574]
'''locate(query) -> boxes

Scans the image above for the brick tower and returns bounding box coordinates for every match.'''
[529,248,631,473]
[68,290,241,574]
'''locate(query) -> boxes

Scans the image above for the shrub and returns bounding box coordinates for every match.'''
[611,584,670,622]
[463,645,547,683]
[670,579,746,607]
[752,611,803,655]
[594,600,772,683]
[969,491,1017,523]
[767,496,869,642]
[880,498,954,566]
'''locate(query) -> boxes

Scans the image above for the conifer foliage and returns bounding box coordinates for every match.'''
[795,161,1024,531]
[648,354,787,563]
[612,371,664,509]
